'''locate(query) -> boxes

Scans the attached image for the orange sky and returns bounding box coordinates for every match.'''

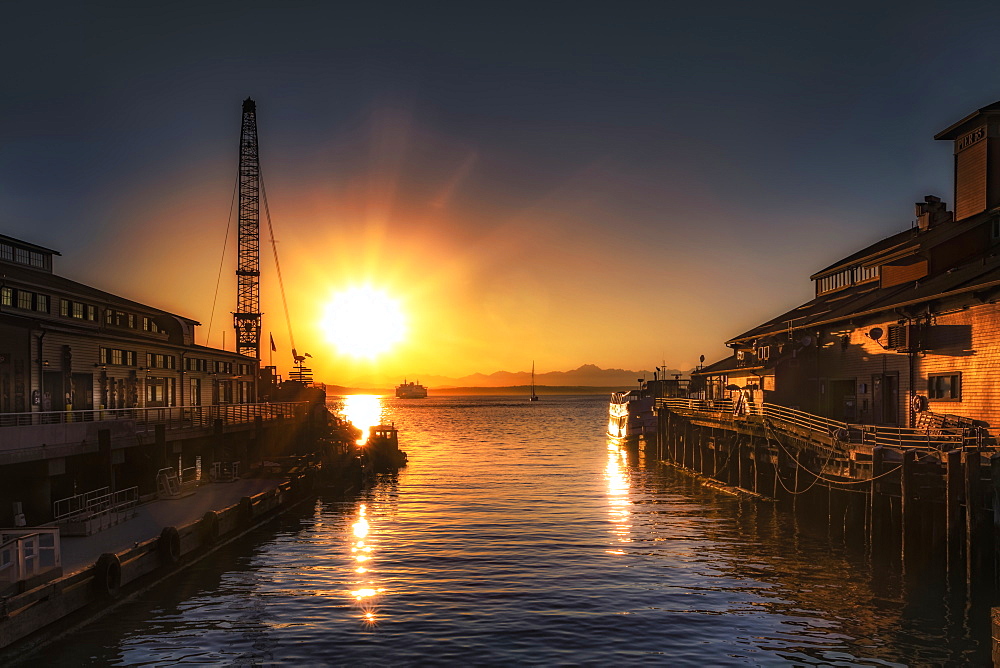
[9,5,992,387]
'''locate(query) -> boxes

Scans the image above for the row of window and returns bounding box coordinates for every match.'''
[60,299,98,321]
[1,287,49,313]
[98,347,255,375]
[1,286,169,333]
[106,310,165,333]
[100,347,138,366]
[815,264,880,295]
[0,243,47,269]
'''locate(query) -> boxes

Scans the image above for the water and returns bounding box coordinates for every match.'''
[31,395,989,665]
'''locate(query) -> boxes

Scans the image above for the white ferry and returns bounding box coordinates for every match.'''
[395,380,428,399]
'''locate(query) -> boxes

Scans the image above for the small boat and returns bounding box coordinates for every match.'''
[608,375,688,440]
[363,424,408,472]
[529,362,539,402]
[395,380,427,399]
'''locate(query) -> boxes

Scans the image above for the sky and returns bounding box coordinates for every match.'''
[4,1,1000,385]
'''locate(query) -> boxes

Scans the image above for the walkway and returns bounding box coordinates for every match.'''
[59,478,284,575]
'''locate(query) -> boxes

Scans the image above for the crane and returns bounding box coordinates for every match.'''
[230,98,313,387]
[233,97,261,360]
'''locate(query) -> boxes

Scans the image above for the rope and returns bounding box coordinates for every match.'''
[207,175,239,347]
[258,166,296,357]
[761,415,902,491]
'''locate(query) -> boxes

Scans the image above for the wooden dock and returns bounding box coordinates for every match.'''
[652,398,997,610]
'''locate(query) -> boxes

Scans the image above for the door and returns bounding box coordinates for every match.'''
[871,373,899,426]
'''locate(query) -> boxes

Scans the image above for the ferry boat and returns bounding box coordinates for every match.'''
[608,376,688,440]
[395,380,427,399]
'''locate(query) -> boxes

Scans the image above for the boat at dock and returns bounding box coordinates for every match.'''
[607,376,688,440]
[395,380,427,399]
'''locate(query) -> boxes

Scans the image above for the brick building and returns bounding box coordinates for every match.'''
[693,100,1000,435]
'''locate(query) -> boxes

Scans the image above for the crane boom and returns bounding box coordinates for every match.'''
[234,97,261,359]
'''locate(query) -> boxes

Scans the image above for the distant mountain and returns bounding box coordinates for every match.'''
[350,364,685,389]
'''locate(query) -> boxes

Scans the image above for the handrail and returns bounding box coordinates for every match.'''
[0,401,308,430]
[658,398,978,452]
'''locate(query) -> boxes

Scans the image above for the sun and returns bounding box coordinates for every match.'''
[320,286,406,358]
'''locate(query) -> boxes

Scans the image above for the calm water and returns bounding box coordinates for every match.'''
[32,395,988,665]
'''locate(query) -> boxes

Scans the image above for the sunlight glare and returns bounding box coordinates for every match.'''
[320,286,406,358]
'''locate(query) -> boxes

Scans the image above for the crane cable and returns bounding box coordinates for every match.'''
[258,166,297,359]
[207,175,240,347]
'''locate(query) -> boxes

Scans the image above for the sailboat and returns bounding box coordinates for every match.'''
[529,362,539,401]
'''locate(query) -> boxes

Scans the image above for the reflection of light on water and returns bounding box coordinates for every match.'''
[347,502,385,625]
[606,442,632,545]
[341,395,384,445]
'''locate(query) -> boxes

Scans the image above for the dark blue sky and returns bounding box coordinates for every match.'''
[3,1,1000,378]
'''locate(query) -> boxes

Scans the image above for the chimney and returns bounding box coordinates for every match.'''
[914,195,953,231]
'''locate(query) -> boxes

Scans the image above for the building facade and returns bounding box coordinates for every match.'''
[0,234,257,419]
[694,101,1000,437]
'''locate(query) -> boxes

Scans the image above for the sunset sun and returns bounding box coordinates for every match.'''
[320,286,406,358]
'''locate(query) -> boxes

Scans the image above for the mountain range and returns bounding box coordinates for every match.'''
[347,364,685,389]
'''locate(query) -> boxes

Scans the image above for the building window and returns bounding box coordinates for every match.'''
[0,244,11,262]
[1,287,11,306]
[36,294,48,313]
[60,299,69,316]
[17,291,31,310]
[928,373,961,401]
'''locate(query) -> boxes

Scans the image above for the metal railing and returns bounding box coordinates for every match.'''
[658,398,978,452]
[0,528,61,585]
[0,401,306,430]
[53,486,139,526]
[53,487,111,522]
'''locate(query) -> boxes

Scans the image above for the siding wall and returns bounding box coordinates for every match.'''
[956,137,988,221]
[787,302,1000,434]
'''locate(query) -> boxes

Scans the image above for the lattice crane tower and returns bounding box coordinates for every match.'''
[234,97,261,359]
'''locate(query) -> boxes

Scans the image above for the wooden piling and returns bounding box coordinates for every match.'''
[964,450,984,583]
[901,450,919,569]
[946,449,964,575]
[870,446,886,552]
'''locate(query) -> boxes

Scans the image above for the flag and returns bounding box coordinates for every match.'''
[269,334,276,352]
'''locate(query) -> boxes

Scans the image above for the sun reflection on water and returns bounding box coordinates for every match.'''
[348,503,385,625]
[341,394,385,445]
[605,441,632,550]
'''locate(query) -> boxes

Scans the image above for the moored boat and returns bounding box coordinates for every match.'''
[607,376,689,440]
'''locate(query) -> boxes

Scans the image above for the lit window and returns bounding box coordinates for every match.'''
[0,287,10,307]
[36,294,48,312]
[17,291,31,310]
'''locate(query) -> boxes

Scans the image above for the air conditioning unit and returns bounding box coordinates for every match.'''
[886,323,922,352]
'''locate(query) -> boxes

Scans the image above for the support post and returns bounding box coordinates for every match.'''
[965,450,984,585]
[901,450,918,570]
[946,449,963,576]
[870,446,886,553]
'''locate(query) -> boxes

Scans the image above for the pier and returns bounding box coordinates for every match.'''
[650,398,996,595]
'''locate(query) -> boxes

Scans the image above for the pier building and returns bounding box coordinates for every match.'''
[694,100,1000,438]
[648,100,1000,625]
[0,233,308,527]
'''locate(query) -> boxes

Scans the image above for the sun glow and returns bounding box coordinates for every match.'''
[320,286,406,358]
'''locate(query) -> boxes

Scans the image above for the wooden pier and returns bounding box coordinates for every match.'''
[651,398,998,601]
